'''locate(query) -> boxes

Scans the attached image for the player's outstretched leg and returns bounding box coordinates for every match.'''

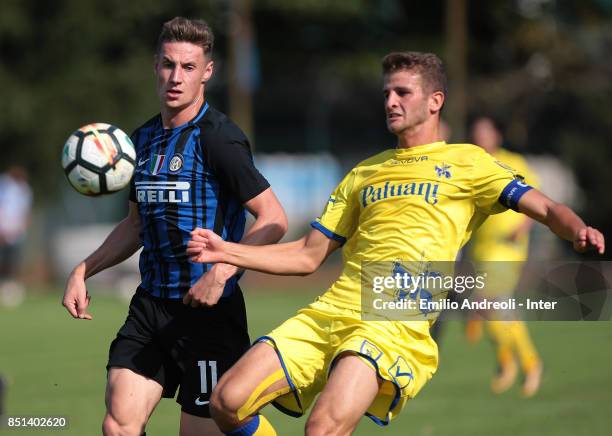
[487,321,518,394]
[102,368,163,436]
[210,342,288,435]
[510,321,543,398]
[465,318,484,344]
[305,353,381,436]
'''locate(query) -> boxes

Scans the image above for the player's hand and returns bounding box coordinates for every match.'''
[62,264,93,320]
[573,226,605,255]
[187,228,226,263]
[183,264,234,308]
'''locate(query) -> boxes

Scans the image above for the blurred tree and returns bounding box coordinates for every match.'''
[445,0,468,140]
[227,0,256,144]
[0,0,226,205]
[466,0,612,253]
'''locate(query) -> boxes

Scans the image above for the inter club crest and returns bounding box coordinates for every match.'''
[169,154,184,173]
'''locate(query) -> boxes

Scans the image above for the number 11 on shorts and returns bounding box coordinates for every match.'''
[197,360,218,394]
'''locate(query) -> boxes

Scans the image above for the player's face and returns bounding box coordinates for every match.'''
[471,118,501,153]
[155,41,213,113]
[383,70,430,135]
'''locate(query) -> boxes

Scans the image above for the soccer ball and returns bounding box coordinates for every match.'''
[62,123,136,196]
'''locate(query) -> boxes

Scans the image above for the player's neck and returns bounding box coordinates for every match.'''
[161,94,205,129]
[483,144,501,155]
[396,120,441,149]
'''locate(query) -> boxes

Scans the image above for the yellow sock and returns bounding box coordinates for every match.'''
[487,321,514,366]
[509,321,540,372]
[225,414,277,436]
[466,318,484,343]
[254,415,276,436]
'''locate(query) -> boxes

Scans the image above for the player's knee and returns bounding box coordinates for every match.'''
[305,410,353,436]
[305,415,336,436]
[210,380,243,421]
[102,413,144,436]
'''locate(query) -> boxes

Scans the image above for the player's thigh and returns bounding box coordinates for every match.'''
[105,367,163,426]
[307,353,380,434]
[179,412,223,436]
[212,342,287,413]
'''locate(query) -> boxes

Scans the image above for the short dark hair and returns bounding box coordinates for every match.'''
[157,17,214,57]
[382,52,447,96]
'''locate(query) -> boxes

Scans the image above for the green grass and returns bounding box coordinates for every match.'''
[1,289,611,435]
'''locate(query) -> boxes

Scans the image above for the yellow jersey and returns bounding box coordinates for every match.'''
[311,141,531,323]
[468,148,539,262]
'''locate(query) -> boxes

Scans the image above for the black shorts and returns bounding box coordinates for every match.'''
[107,287,250,417]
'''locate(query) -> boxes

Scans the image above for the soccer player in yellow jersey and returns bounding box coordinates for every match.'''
[466,116,543,397]
[187,52,605,436]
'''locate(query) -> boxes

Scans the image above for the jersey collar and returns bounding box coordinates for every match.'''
[394,140,446,155]
[159,101,210,132]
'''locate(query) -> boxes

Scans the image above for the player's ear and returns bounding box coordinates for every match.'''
[202,60,214,84]
[429,91,445,114]
[153,54,159,74]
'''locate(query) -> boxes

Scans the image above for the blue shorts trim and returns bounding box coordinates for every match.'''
[328,351,401,427]
[254,336,304,417]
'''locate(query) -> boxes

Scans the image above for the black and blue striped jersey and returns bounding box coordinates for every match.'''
[129,102,270,299]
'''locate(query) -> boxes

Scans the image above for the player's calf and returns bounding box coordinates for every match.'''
[103,368,162,436]
[102,412,146,436]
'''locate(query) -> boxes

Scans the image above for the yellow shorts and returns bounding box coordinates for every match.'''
[255,299,438,426]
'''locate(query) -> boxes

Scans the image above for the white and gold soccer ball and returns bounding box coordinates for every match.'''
[62,123,136,196]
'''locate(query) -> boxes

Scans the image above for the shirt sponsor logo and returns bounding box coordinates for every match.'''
[361,181,439,207]
[390,156,429,165]
[135,181,190,203]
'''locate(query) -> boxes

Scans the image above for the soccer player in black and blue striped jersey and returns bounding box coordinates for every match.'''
[62,17,287,436]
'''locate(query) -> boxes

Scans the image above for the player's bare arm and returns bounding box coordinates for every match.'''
[517,188,605,254]
[183,187,288,307]
[187,227,340,275]
[62,201,142,319]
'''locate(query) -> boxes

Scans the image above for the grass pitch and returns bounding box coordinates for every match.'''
[1,289,610,435]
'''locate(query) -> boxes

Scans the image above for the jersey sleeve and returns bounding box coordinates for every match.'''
[205,128,270,204]
[310,169,359,245]
[472,151,533,214]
